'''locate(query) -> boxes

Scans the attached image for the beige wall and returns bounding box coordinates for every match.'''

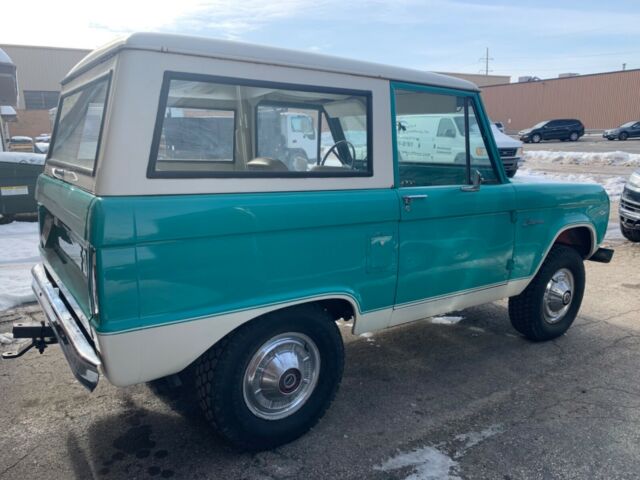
[0,44,89,138]
[0,44,90,109]
[481,69,640,132]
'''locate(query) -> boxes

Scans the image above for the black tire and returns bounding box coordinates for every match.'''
[506,169,517,178]
[531,133,541,143]
[0,214,14,225]
[195,304,344,451]
[619,132,629,141]
[621,224,640,242]
[569,132,579,141]
[509,245,585,341]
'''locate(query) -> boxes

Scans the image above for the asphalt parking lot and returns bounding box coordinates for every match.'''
[1,231,639,479]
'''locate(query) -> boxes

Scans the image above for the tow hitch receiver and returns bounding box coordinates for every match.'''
[1,321,57,359]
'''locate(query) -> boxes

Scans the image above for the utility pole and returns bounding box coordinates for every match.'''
[479,47,494,76]
[622,63,627,71]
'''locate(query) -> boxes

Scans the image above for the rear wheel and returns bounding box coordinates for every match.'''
[619,132,629,141]
[509,245,585,341]
[569,132,579,141]
[621,224,640,242]
[531,133,541,143]
[0,214,14,225]
[195,305,344,451]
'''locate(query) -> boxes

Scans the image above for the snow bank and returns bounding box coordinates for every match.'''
[0,221,39,311]
[516,168,626,200]
[523,150,640,167]
[0,151,46,165]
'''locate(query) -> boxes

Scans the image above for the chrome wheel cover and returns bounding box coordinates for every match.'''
[542,268,575,324]
[243,332,320,420]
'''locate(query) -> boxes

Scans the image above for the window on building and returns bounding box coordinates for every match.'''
[24,90,60,110]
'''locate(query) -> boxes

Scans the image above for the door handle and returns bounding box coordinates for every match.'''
[402,194,428,211]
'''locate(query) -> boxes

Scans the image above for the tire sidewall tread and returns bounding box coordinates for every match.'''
[509,245,585,341]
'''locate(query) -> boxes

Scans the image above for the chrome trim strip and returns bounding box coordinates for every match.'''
[620,206,640,221]
[31,264,101,391]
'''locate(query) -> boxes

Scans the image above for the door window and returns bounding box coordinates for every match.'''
[394,88,498,187]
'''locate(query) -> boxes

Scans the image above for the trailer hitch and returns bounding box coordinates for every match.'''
[1,321,57,359]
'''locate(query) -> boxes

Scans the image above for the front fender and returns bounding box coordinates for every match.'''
[511,182,609,281]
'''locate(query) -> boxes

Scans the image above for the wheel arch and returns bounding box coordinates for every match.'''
[553,224,596,259]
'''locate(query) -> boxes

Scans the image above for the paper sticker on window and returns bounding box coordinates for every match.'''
[0,186,28,196]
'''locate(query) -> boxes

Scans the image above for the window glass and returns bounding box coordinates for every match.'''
[48,77,109,172]
[257,105,319,172]
[150,75,371,177]
[394,88,497,187]
[158,108,234,164]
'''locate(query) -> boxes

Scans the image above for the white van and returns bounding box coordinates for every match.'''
[397,113,522,176]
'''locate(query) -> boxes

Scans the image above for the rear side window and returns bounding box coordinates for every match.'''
[48,75,110,174]
[148,72,372,178]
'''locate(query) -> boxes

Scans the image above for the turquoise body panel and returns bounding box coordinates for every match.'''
[87,188,400,333]
[34,86,611,338]
[510,181,610,280]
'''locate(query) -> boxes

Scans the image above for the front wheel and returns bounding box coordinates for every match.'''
[531,133,542,143]
[195,305,344,450]
[621,224,640,242]
[509,245,585,341]
[619,132,629,141]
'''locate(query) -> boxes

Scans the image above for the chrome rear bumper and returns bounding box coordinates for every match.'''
[31,263,101,391]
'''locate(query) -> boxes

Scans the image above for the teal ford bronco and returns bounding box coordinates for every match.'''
[4,33,613,450]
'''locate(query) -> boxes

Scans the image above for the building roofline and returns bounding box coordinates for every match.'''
[483,68,640,88]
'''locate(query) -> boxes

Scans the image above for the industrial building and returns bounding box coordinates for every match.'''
[482,69,640,133]
[0,44,90,138]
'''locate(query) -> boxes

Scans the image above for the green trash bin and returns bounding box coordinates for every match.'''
[0,152,45,224]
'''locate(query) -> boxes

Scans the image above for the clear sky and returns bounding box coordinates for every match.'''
[3,0,640,81]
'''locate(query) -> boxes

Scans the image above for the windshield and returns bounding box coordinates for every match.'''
[48,76,109,173]
[532,121,548,128]
[620,121,636,128]
[453,116,481,137]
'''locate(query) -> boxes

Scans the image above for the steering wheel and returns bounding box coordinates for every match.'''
[321,140,357,167]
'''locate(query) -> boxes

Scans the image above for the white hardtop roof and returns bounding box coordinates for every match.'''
[65,33,479,92]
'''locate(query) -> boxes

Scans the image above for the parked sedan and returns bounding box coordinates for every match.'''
[519,119,584,143]
[604,121,640,141]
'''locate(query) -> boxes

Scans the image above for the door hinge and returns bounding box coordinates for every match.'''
[510,210,518,223]
[506,259,515,271]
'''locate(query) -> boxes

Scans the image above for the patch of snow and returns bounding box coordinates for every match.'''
[0,221,39,311]
[429,316,464,325]
[375,424,503,480]
[359,331,376,343]
[375,446,459,480]
[606,222,625,242]
[0,332,16,344]
[452,424,505,458]
[523,150,640,167]
[0,151,46,165]
[515,168,626,200]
